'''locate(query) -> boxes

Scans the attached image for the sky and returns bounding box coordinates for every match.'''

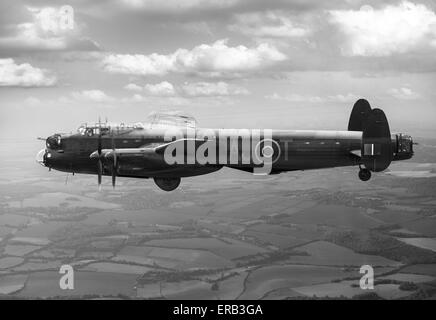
[0,0,435,141]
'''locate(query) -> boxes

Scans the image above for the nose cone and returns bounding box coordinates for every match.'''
[36,149,47,166]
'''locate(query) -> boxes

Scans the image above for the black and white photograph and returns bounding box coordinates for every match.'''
[1,0,436,308]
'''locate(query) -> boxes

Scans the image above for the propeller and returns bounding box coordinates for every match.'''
[91,117,118,189]
[111,134,118,188]
[97,117,103,190]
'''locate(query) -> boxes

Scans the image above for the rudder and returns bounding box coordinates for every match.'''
[348,99,372,131]
[361,108,393,172]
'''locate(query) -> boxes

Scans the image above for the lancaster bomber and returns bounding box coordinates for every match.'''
[36,99,414,191]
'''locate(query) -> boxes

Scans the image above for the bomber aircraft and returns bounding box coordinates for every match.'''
[36,99,414,191]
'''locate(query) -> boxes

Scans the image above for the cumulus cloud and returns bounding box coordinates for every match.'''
[329,1,436,56]
[265,92,358,103]
[71,90,114,103]
[102,53,173,76]
[181,81,249,96]
[144,81,176,96]
[326,93,360,103]
[102,39,287,77]
[266,93,323,103]
[0,58,57,87]
[122,93,190,106]
[124,83,143,91]
[120,0,241,12]
[123,80,249,97]
[387,87,421,100]
[0,6,99,53]
[229,11,311,38]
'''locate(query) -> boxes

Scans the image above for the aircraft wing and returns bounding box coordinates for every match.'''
[89,138,205,159]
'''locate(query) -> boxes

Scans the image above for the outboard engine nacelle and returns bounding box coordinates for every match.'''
[392,133,414,161]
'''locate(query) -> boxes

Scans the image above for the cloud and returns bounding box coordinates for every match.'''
[265,92,358,103]
[124,83,143,91]
[0,58,57,87]
[123,80,249,97]
[102,53,173,76]
[71,90,114,103]
[326,93,360,103]
[181,81,249,96]
[0,6,100,53]
[144,81,176,96]
[179,21,214,35]
[102,39,287,77]
[23,96,42,106]
[387,87,421,100]
[329,2,436,56]
[119,0,241,12]
[122,93,190,106]
[229,11,311,38]
[266,93,323,103]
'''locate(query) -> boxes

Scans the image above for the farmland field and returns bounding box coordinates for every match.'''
[0,275,28,295]
[283,205,384,229]
[114,246,234,270]
[17,271,138,298]
[398,238,436,252]
[1,141,436,299]
[287,241,402,267]
[239,265,354,299]
[401,264,436,276]
[293,280,412,299]
[145,237,268,259]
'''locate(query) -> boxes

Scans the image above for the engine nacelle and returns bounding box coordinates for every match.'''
[392,133,414,161]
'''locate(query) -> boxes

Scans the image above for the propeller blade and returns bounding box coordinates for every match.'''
[112,168,116,189]
[98,122,102,156]
[97,158,103,189]
[111,134,117,189]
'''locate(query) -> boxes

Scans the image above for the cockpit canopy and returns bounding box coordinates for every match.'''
[146,111,197,129]
[76,111,197,136]
[77,122,145,136]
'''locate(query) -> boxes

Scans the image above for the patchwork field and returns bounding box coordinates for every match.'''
[114,246,234,270]
[283,205,383,230]
[17,271,137,298]
[286,241,402,267]
[293,280,412,299]
[397,238,436,252]
[401,264,436,277]
[239,265,354,299]
[0,140,435,299]
[0,275,28,295]
[145,237,268,259]
[7,192,120,209]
